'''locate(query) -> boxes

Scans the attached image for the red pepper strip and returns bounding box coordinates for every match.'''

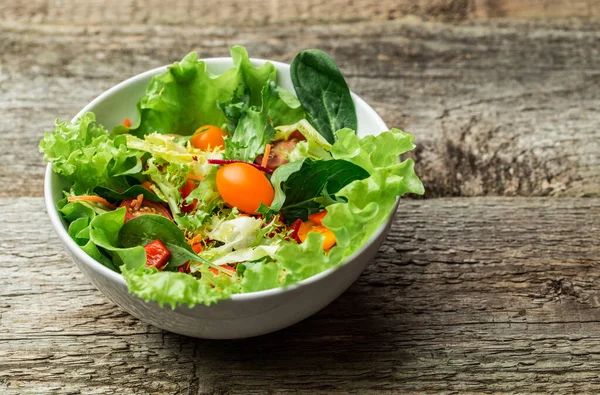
[207,159,274,174]
[144,240,171,270]
[290,219,303,243]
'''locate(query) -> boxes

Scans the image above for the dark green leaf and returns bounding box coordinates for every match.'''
[119,215,221,271]
[290,50,357,144]
[94,185,164,203]
[271,158,369,224]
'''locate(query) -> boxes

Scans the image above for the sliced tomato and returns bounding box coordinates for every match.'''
[290,218,303,243]
[180,179,198,214]
[144,240,171,270]
[119,198,173,222]
[255,134,304,170]
[288,130,306,141]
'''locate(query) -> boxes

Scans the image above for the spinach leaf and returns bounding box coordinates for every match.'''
[290,50,357,144]
[94,185,164,203]
[270,158,369,224]
[119,214,222,271]
[89,208,146,270]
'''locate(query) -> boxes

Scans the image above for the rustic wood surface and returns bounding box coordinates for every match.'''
[1,0,599,393]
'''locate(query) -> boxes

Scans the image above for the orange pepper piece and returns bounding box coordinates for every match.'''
[297,220,336,250]
[308,210,328,226]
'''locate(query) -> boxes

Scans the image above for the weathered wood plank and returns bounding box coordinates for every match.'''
[1,0,598,26]
[2,20,599,198]
[1,197,599,393]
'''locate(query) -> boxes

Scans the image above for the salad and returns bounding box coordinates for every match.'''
[39,46,424,307]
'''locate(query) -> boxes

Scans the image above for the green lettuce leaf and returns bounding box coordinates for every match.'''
[131,46,276,137]
[39,113,143,193]
[224,81,277,161]
[121,265,240,308]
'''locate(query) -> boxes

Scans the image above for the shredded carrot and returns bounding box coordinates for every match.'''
[68,195,117,210]
[260,144,272,168]
[123,118,132,127]
[131,194,144,211]
[187,173,204,182]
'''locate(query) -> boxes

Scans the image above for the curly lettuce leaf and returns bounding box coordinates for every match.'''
[331,128,417,172]
[39,113,143,193]
[89,209,241,308]
[121,265,240,308]
[131,46,276,137]
[224,81,277,161]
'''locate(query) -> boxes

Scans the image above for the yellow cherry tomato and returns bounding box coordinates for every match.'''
[216,163,274,214]
[190,125,228,151]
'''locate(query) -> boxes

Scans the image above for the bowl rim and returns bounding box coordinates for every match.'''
[44,56,398,303]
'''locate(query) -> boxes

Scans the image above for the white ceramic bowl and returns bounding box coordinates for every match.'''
[45,57,397,339]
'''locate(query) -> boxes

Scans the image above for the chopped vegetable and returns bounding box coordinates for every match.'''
[260,144,271,168]
[68,195,117,210]
[144,240,171,270]
[123,118,132,128]
[308,210,327,226]
[297,220,336,250]
[179,179,198,214]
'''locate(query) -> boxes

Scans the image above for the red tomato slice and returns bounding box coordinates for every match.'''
[255,133,304,170]
[119,198,173,222]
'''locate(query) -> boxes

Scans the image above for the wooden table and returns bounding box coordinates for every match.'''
[1,1,599,393]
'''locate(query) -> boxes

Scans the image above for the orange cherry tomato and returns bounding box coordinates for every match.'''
[216,163,274,214]
[297,220,336,250]
[308,210,328,226]
[190,125,227,151]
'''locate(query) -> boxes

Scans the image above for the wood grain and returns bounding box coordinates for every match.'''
[1,0,599,26]
[2,19,600,198]
[1,197,599,393]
